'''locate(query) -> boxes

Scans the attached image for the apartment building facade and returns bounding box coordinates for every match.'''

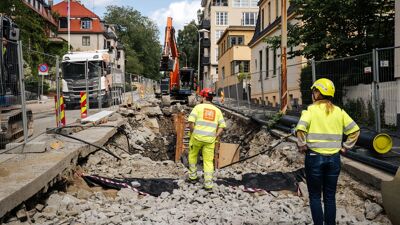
[52,0,125,74]
[216,26,254,100]
[52,0,106,51]
[248,0,305,109]
[199,0,259,89]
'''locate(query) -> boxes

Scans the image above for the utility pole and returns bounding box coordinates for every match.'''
[67,0,71,52]
[280,0,288,113]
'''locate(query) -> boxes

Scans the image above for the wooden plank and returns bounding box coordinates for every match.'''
[174,113,185,162]
[217,143,240,168]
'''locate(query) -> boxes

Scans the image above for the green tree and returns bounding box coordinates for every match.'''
[265,0,395,60]
[177,20,199,70]
[104,6,161,80]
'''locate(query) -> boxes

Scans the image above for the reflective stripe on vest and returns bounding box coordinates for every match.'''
[307,133,342,141]
[196,120,218,129]
[192,129,216,137]
[307,142,342,149]
[344,121,357,133]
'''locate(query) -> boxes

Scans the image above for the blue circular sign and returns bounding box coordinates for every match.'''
[39,64,49,73]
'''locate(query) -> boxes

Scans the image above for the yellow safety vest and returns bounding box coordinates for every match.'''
[188,103,226,143]
[295,102,360,154]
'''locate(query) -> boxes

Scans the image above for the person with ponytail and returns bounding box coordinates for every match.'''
[295,78,361,225]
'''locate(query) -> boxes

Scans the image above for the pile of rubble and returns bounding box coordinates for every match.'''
[4,96,391,225]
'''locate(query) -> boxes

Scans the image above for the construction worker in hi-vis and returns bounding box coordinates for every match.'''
[295,78,360,225]
[187,88,226,191]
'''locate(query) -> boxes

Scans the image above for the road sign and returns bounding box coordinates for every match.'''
[38,63,49,76]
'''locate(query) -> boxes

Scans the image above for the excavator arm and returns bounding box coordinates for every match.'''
[160,17,180,93]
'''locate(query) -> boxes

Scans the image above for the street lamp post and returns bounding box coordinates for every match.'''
[185,23,209,91]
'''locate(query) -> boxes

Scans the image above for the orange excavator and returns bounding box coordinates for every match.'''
[159,17,196,106]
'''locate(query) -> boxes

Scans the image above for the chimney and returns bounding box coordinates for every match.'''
[48,0,53,7]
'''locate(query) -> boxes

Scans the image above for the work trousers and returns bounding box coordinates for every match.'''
[188,137,215,188]
[305,151,340,225]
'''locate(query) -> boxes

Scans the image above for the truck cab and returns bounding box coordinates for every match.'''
[62,50,124,108]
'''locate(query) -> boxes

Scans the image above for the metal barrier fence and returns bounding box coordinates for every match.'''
[216,46,400,132]
[0,40,31,150]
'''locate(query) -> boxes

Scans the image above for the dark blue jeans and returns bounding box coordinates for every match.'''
[305,151,341,225]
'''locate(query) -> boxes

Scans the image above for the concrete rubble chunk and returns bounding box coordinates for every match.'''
[16,208,27,222]
[117,188,138,202]
[364,200,383,220]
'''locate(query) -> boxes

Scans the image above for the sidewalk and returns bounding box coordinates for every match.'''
[26,98,54,115]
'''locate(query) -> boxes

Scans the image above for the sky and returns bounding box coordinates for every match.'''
[53,0,202,42]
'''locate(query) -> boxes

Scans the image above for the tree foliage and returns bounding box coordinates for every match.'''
[265,0,395,60]
[177,20,199,70]
[104,6,161,80]
[0,0,68,76]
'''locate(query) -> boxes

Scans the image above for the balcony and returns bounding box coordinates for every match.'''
[201,38,211,48]
[202,56,210,65]
[200,19,210,30]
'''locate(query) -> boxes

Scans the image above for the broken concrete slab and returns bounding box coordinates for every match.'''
[0,117,126,218]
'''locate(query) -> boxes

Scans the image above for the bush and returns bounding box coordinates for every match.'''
[25,76,50,95]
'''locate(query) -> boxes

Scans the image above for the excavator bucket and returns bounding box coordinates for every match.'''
[381,168,400,225]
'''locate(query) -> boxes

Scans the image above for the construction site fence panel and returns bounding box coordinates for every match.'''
[215,46,400,133]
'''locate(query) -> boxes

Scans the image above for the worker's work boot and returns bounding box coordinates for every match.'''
[204,180,214,192]
[187,176,199,184]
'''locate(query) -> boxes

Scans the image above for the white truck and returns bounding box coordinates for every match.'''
[61,50,124,109]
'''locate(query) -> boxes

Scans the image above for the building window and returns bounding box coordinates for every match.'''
[107,41,111,49]
[242,12,257,26]
[231,61,250,75]
[216,12,228,25]
[216,30,224,43]
[268,2,271,24]
[215,47,219,62]
[82,36,90,46]
[261,9,264,30]
[250,0,258,7]
[117,51,121,59]
[233,0,249,7]
[275,0,279,19]
[222,67,225,79]
[259,50,263,80]
[228,36,244,48]
[266,47,269,78]
[213,0,228,6]
[273,48,277,76]
[81,19,92,29]
[59,17,68,29]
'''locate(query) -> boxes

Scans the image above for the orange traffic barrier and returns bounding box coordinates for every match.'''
[80,91,87,118]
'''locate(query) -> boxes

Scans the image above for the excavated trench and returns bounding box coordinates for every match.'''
[1,97,393,224]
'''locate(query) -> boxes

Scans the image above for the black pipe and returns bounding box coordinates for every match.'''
[278,115,299,128]
[52,131,121,160]
[276,115,392,154]
[345,150,398,174]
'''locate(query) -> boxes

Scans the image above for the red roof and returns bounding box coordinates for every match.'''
[52,1,99,18]
[52,1,104,33]
[58,18,104,33]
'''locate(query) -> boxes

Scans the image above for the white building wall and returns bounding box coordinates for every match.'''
[250,18,304,106]
[204,0,259,88]
[59,33,105,51]
[343,81,398,125]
